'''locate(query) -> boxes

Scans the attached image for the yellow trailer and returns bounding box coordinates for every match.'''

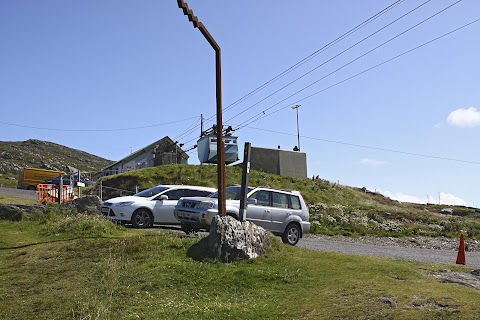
[17,167,65,190]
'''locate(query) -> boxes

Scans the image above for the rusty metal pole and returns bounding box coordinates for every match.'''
[177,0,226,215]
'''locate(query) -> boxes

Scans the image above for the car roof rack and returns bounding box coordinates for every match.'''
[281,189,300,194]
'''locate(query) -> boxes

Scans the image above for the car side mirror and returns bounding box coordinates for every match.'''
[247,198,257,205]
[158,195,168,201]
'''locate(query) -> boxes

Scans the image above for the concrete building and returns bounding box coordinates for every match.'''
[93,136,188,180]
[248,146,307,179]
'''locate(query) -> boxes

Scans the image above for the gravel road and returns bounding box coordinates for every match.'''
[0,187,37,201]
[298,234,480,266]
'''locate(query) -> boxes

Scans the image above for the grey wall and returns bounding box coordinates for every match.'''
[250,147,307,178]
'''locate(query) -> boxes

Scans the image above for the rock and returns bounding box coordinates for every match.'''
[208,215,270,263]
[471,270,480,277]
[65,165,79,174]
[64,195,102,213]
[379,296,397,308]
[1,152,13,159]
[441,208,454,214]
[0,204,46,221]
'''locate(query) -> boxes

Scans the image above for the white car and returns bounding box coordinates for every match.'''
[100,185,217,228]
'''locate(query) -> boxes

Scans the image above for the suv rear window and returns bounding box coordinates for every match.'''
[289,195,301,210]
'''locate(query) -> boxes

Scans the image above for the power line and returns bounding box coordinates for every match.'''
[246,126,480,165]
[237,10,477,130]
[170,14,480,157]
[221,0,407,115]
[225,0,433,124]
[171,0,409,140]
[0,116,199,132]
[173,116,200,142]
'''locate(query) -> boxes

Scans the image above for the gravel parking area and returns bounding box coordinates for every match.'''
[298,234,480,266]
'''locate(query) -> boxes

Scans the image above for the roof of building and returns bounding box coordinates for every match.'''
[102,136,189,170]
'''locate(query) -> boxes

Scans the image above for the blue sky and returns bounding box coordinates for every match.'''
[1,0,479,207]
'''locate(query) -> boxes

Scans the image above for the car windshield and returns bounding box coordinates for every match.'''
[210,186,254,200]
[134,186,170,198]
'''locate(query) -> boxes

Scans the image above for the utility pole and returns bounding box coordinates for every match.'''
[177,0,226,215]
[291,104,301,151]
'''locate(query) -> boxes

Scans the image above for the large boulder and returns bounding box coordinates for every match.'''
[208,215,270,263]
[65,195,102,213]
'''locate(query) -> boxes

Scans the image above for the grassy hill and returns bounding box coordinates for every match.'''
[92,164,480,239]
[0,139,114,187]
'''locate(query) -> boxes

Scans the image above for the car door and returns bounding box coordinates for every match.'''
[270,191,292,233]
[152,188,189,224]
[246,190,272,230]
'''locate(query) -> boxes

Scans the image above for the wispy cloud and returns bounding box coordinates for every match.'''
[359,158,387,167]
[446,107,480,128]
[437,192,467,206]
[379,189,467,206]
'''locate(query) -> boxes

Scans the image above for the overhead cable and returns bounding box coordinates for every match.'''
[246,127,480,165]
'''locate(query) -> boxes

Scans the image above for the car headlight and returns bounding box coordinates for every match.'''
[197,201,215,209]
[114,201,134,207]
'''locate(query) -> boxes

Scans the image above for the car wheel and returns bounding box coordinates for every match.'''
[282,223,301,246]
[180,223,196,235]
[131,209,153,229]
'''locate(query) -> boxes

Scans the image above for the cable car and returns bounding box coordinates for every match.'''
[197,134,239,164]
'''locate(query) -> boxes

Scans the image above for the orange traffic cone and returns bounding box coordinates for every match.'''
[456,233,466,265]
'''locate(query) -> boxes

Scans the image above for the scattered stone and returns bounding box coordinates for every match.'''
[431,269,480,291]
[441,208,454,214]
[208,215,270,263]
[1,152,13,159]
[379,296,397,308]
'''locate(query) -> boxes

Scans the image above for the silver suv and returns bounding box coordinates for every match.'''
[174,185,310,246]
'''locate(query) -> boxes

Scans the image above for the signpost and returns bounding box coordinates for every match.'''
[239,142,251,221]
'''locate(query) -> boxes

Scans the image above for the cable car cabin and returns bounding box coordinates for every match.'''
[197,135,239,164]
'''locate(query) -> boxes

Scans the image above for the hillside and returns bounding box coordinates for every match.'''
[92,164,480,239]
[0,139,114,186]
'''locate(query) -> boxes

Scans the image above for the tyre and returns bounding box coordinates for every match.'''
[282,223,301,246]
[180,223,196,235]
[131,209,153,229]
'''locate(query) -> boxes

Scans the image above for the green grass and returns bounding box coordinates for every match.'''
[0,195,37,205]
[0,176,18,188]
[1,215,480,319]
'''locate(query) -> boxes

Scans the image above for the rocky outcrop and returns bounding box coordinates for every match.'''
[208,215,270,263]
[0,196,101,221]
[0,204,46,221]
[64,195,102,213]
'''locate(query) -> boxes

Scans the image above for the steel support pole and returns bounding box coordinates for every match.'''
[178,0,226,215]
